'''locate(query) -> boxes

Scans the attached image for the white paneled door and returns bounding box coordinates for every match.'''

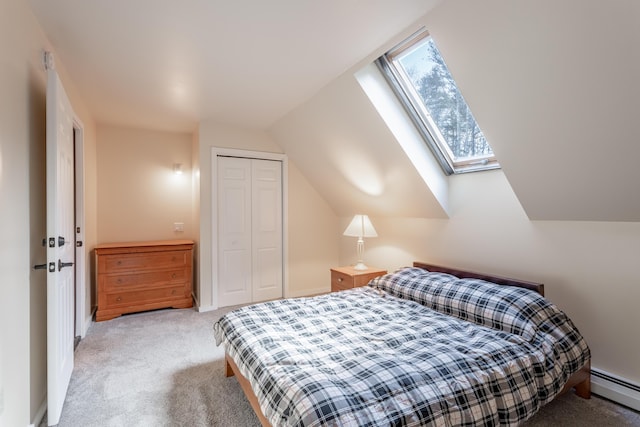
[251,159,283,302]
[217,156,283,307]
[218,157,252,306]
[46,68,76,426]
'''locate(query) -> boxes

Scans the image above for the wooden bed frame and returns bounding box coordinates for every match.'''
[224,262,591,427]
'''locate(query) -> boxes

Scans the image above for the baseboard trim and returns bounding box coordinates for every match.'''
[196,288,331,312]
[288,287,330,298]
[197,304,217,313]
[591,368,640,411]
[82,312,93,338]
[30,396,47,427]
[191,292,200,310]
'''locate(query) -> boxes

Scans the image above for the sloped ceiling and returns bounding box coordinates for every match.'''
[27,0,443,131]
[270,70,449,218]
[275,0,640,222]
[422,0,640,221]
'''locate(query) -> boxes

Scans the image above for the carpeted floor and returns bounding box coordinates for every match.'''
[48,307,639,426]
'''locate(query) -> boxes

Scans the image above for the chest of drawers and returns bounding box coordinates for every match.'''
[95,240,194,321]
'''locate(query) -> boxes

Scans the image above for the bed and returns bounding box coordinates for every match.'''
[213,262,591,426]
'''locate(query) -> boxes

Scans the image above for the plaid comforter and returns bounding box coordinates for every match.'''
[213,268,590,427]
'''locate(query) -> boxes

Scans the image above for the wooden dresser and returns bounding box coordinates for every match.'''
[330,266,387,292]
[95,240,194,321]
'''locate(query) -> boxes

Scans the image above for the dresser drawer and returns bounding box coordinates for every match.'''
[106,285,188,307]
[103,268,187,290]
[102,250,188,273]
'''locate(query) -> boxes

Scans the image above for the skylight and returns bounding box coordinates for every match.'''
[377,30,499,174]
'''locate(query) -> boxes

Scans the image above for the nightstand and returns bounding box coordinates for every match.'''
[330,266,387,292]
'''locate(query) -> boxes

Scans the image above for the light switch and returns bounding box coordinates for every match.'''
[173,222,184,232]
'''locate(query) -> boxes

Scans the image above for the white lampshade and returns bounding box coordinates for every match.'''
[343,215,377,270]
[343,215,378,238]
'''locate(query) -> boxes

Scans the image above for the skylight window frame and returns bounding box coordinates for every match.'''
[376,30,499,175]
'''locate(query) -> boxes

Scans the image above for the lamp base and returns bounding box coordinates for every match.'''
[353,262,368,270]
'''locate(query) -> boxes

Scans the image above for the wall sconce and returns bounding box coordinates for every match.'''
[173,163,183,175]
[343,214,378,270]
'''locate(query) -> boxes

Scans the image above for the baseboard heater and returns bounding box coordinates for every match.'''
[591,368,640,411]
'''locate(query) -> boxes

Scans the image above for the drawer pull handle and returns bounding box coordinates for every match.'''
[172,273,176,278]
[337,277,343,282]
[117,279,122,284]
[171,290,177,295]
[116,297,122,302]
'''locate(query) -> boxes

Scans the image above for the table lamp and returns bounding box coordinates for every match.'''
[343,214,377,270]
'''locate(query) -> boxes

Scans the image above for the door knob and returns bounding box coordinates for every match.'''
[58,259,74,271]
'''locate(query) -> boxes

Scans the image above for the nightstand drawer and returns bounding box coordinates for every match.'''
[331,270,353,290]
[330,266,387,292]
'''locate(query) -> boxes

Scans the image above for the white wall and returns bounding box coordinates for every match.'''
[198,120,338,309]
[286,161,340,297]
[0,1,36,416]
[96,125,195,243]
[0,0,97,425]
[191,130,201,302]
[339,170,640,383]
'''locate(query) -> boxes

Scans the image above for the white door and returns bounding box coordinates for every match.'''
[217,157,283,307]
[252,159,283,302]
[46,68,76,426]
[218,157,252,306]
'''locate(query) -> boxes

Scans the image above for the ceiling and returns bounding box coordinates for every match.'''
[28,0,442,132]
[30,0,640,222]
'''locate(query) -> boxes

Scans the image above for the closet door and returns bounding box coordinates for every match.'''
[217,157,252,306]
[252,159,283,302]
[217,156,283,307]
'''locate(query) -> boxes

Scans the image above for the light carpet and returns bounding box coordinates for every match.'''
[49,307,639,426]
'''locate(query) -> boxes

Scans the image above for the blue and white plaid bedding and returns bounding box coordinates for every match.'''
[213,267,590,426]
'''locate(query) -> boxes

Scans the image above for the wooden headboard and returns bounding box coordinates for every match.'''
[413,262,545,296]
